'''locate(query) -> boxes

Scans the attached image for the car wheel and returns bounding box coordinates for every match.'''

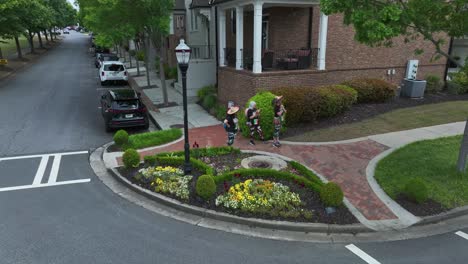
[100,81,105,86]
[143,122,149,130]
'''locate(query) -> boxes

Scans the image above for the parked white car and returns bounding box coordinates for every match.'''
[100,61,128,86]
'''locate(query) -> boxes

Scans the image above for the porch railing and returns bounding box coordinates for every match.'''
[190,45,215,60]
[225,48,319,71]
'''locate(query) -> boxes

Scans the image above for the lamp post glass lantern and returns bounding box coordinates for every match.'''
[175,39,192,175]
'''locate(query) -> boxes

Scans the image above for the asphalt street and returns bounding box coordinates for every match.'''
[0,31,467,264]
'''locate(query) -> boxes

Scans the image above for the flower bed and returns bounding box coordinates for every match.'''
[118,147,357,224]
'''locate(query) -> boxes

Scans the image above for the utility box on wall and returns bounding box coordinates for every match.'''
[401,59,426,98]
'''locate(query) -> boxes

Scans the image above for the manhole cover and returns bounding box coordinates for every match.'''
[170,124,184,129]
[241,155,287,171]
[248,161,273,169]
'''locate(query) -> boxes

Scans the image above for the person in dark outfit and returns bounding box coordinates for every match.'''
[245,101,265,145]
[272,95,286,148]
[224,106,239,146]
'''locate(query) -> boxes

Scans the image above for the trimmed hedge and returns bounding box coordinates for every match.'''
[154,156,215,175]
[122,149,140,169]
[155,146,240,159]
[238,91,279,140]
[289,160,323,185]
[272,85,357,125]
[317,85,358,117]
[196,175,217,200]
[214,168,323,193]
[320,182,344,207]
[342,78,396,103]
[425,75,443,93]
[404,178,428,204]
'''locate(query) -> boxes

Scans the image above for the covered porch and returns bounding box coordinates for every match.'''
[215,0,328,73]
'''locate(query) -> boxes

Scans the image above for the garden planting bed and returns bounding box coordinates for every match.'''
[118,147,357,224]
[283,93,468,138]
[394,195,446,217]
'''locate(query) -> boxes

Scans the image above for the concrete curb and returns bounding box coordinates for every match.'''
[108,166,371,234]
[416,205,468,226]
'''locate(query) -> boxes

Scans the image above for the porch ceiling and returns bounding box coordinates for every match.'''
[212,0,319,9]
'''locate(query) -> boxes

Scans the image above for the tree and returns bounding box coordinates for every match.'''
[0,0,27,59]
[321,0,468,67]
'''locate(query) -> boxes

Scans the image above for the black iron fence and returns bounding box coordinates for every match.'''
[224,48,319,71]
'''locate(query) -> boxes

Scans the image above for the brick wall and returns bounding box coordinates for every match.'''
[218,64,446,106]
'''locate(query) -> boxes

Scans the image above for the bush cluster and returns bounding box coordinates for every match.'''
[319,182,344,207]
[122,149,140,169]
[271,85,357,125]
[449,62,468,94]
[197,85,224,119]
[196,175,216,200]
[238,91,278,140]
[425,75,443,94]
[342,78,396,103]
[403,178,428,204]
[163,64,178,80]
[135,50,145,61]
[113,129,129,147]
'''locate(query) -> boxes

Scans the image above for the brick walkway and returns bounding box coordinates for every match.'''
[117,125,398,222]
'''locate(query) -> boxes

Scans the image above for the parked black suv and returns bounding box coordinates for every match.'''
[100,89,149,132]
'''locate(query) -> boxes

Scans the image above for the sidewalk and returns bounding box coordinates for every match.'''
[109,121,467,231]
[125,58,219,130]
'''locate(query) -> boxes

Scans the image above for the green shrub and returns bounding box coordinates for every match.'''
[202,94,217,110]
[154,156,215,175]
[238,91,278,140]
[425,75,443,93]
[271,87,322,125]
[127,129,182,150]
[447,81,467,94]
[143,155,157,166]
[197,85,216,101]
[156,146,240,159]
[317,85,358,117]
[122,149,140,169]
[289,161,323,185]
[342,78,397,103]
[163,64,178,79]
[113,130,129,147]
[214,104,227,121]
[319,182,344,207]
[451,71,468,94]
[403,178,428,204]
[196,175,217,200]
[136,50,145,61]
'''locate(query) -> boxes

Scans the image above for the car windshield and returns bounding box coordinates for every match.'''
[113,100,139,109]
[103,56,119,61]
[104,64,124,71]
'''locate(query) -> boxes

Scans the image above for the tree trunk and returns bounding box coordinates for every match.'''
[141,35,151,88]
[28,31,35,54]
[37,32,43,49]
[155,35,169,106]
[44,31,49,42]
[0,47,3,59]
[14,36,23,59]
[49,29,54,42]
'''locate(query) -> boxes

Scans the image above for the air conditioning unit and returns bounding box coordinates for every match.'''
[401,60,426,98]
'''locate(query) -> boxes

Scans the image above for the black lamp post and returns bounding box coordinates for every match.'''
[175,39,192,175]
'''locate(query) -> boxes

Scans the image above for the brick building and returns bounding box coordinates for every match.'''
[210,0,449,105]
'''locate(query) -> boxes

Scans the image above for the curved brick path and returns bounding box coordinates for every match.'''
[117,125,398,222]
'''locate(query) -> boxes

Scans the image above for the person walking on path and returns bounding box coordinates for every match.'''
[224,105,239,146]
[272,96,286,148]
[245,101,265,145]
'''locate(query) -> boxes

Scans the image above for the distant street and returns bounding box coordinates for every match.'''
[0,31,468,264]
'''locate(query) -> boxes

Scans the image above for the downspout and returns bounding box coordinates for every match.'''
[215,7,219,87]
[307,7,313,49]
[444,37,454,84]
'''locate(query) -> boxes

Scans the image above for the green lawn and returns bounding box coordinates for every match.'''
[0,36,40,58]
[124,129,182,150]
[285,101,468,142]
[375,136,468,208]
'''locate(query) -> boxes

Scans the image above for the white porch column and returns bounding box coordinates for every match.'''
[235,6,244,70]
[252,0,263,73]
[218,8,226,67]
[317,12,328,70]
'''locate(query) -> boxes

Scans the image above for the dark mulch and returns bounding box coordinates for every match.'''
[284,93,468,138]
[118,154,358,224]
[395,194,447,217]
[107,144,121,153]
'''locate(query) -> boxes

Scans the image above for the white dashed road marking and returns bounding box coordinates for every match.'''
[345,244,381,264]
[456,231,468,240]
[0,151,91,192]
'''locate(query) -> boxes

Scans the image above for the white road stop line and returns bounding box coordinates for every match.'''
[0,151,90,192]
[346,244,381,264]
[456,231,468,240]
